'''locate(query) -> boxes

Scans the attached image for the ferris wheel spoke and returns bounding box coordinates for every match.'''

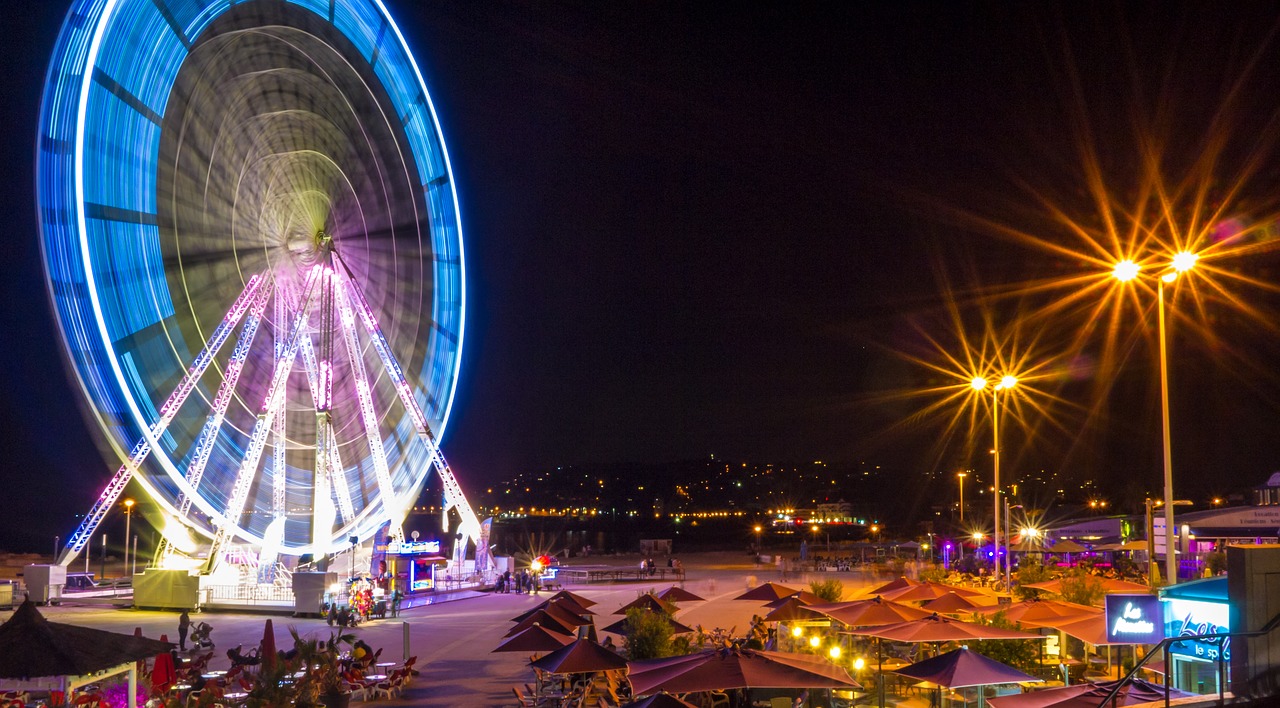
[58,274,269,566]
[336,274,400,538]
[337,260,486,563]
[205,266,323,571]
[328,425,355,525]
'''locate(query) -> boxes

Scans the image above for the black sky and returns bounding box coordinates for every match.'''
[4,1,1280,552]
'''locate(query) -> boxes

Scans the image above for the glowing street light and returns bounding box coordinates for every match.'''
[972,374,1016,587]
[123,498,135,579]
[1111,251,1199,585]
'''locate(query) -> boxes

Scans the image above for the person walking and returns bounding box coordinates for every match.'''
[177,610,191,651]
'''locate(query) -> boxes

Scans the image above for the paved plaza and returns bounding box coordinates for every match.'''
[3,552,895,706]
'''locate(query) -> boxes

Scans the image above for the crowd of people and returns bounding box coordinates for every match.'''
[496,568,540,594]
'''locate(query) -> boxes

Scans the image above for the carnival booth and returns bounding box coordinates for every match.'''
[387,539,449,594]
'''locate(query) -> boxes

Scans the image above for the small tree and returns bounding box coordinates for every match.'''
[919,565,949,584]
[1058,571,1105,607]
[1204,551,1227,576]
[809,578,844,602]
[1014,557,1052,600]
[624,608,675,660]
[969,611,1039,671]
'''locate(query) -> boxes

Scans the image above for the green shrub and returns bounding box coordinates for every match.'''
[1058,571,1105,607]
[969,611,1039,671]
[919,565,949,584]
[1014,557,1053,600]
[624,608,675,660]
[809,578,844,602]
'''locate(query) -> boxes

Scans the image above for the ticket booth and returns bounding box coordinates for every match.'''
[386,539,447,594]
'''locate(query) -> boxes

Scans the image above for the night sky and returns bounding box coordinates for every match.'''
[4,1,1280,553]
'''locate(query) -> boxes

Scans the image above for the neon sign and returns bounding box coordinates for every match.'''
[388,540,441,555]
[1166,598,1230,662]
[1105,594,1164,644]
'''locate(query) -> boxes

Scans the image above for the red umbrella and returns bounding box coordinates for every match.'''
[261,618,277,672]
[547,590,597,608]
[865,576,922,595]
[986,678,1195,707]
[762,597,827,623]
[150,651,177,694]
[921,592,984,614]
[615,593,678,616]
[656,587,704,603]
[512,600,594,627]
[492,624,576,653]
[879,581,985,603]
[818,597,932,627]
[733,583,803,602]
[1024,578,1151,595]
[601,615,696,636]
[893,648,1039,688]
[1020,613,1131,646]
[506,609,579,637]
[627,647,860,695]
[763,590,825,608]
[853,614,1042,642]
[969,598,1098,624]
[530,639,628,674]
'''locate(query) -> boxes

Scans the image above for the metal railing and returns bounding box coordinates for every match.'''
[1098,611,1280,707]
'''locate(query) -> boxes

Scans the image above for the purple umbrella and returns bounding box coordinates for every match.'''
[986,678,1195,707]
[893,648,1040,688]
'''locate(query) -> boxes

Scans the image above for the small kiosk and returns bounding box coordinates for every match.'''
[386,539,448,594]
[1161,575,1230,695]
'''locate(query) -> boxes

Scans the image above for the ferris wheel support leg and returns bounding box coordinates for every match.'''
[272,281,290,523]
[59,274,269,567]
[337,265,488,567]
[335,276,402,539]
[204,267,323,574]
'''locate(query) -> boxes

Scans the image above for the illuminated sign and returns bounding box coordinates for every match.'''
[388,540,441,555]
[1166,598,1230,662]
[1106,594,1164,644]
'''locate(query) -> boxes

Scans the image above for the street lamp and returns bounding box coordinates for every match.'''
[1144,498,1193,587]
[957,472,967,523]
[123,498,135,579]
[1004,501,1024,591]
[972,374,1016,587]
[1112,251,1198,584]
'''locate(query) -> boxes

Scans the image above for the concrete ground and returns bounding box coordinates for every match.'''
[7,552,931,707]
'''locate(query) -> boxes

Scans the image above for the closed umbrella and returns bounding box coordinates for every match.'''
[656,587,704,603]
[492,624,575,653]
[150,651,177,694]
[733,583,803,602]
[531,639,628,674]
[261,618,277,672]
[627,647,860,695]
[986,678,1195,707]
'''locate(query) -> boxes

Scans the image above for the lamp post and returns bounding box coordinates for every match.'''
[1004,501,1023,591]
[1112,252,1197,585]
[123,498,135,579]
[1145,498,1193,587]
[972,375,1016,587]
[754,525,763,566]
[957,472,967,523]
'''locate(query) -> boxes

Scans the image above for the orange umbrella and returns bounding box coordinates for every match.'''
[866,577,922,595]
[762,597,826,623]
[921,592,983,614]
[1022,613,1130,646]
[969,598,1099,624]
[852,614,1042,642]
[820,597,932,628]
[733,583,803,601]
[880,581,984,603]
[1024,577,1151,595]
[763,590,825,608]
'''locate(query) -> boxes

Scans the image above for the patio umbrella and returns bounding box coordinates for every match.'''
[506,609,578,637]
[1024,578,1151,595]
[1049,540,1088,553]
[881,581,985,604]
[513,596,596,620]
[763,597,827,623]
[865,577,921,595]
[893,647,1039,688]
[820,597,932,628]
[969,599,1099,625]
[512,599,594,626]
[492,624,575,653]
[921,591,983,614]
[531,639,628,674]
[854,614,1042,642]
[733,583,803,601]
[986,678,1195,707]
[620,693,699,708]
[1021,613,1127,646]
[0,601,174,678]
[615,593,678,616]
[627,647,860,695]
[1008,539,1050,553]
[545,589,597,608]
[150,651,177,694]
[261,618,277,672]
[656,587,704,603]
[601,615,695,636]
[763,590,825,608]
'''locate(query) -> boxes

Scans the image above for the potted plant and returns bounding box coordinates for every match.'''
[290,627,356,708]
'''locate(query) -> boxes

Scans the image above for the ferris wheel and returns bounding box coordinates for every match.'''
[37,0,484,571]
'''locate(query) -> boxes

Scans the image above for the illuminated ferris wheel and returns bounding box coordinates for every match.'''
[37,0,483,571]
